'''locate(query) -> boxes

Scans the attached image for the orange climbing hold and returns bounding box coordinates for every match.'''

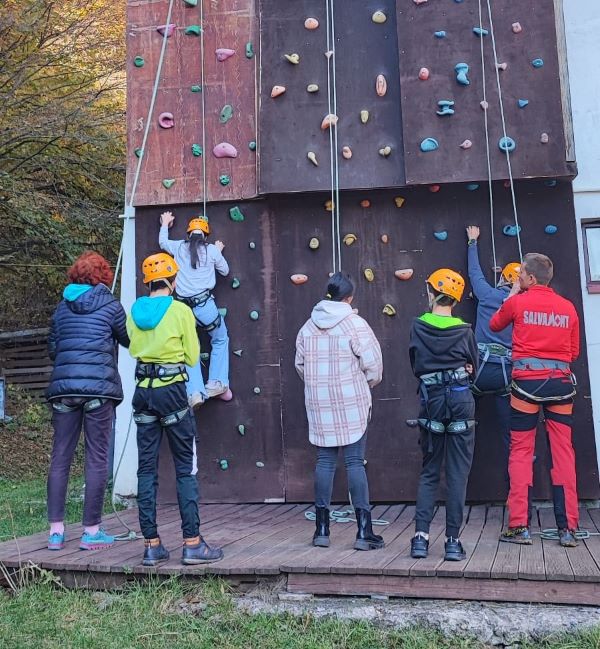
[271,85,286,98]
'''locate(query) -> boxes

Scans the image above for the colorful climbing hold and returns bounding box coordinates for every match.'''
[291,274,308,285]
[191,144,203,157]
[342,146,352,159]
[253,386,261,395]
[395,269,414,280]
[307,151,319,166]
[133,56,145,68]
[321,114,338,130]
[134,148,143,158]
[420,138,439,152]
[460,140,472,150]
[157,24,175,37]
[434,231,448,241]
[382,304,396,316]
[436,100,455,116]
[249,310,259,320]
[249,141,257,151]
[545,225,558,234]
[434,31,446,38]
[343,233,357,246]
[499,136,516,153]
[219,459,229,470]
[325,51,334,59]
[480,101,489,110]
[231,277,240,289]
[497,62,508,71]
[455,62,470,86]
[372,11,387,24]
[246,42,254,58]
[191,85,202,93]
[378,146,392,157]
[219,175,231,186]
[429,185,441,193]
[213,142,238,159]
[394,196,406,208]
[364,269,375,282]
[216,48,235,61]
[544,179,558,187]
[376,74,387,97]
[184,25,202,36]
[360,199,371,208]
[466,183,479,191]
[249,242,256,249]
[229,206,245,222]
[184,0,197,5]
[256,461,265,468]
[381,234,389,244]
[158,112,174,129]
[512,22,522,33]
[419,68,430,81]
[325,200,335,211]
[518,99,529,108]
[233,349,243,357]
[219,105,233,124]
[473,27,489,36]
[304,17,319,30]
[162,179,175,189]
[540,133,549,144]
[503,225,521,237]
[532,58,544,68]
[237,425,245,436]
[284,53,300,65]
[271,85,286,98]
[360,110,370,124]
[414,0,428,4]
[218,307,227,318]
[307,84,319,93]
[309,238,320,250]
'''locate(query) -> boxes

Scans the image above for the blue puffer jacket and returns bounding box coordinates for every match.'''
[46,283,130,402]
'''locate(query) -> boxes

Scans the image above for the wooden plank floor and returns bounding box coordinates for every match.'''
[1,504,600,605]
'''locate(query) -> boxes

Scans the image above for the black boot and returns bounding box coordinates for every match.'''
[142,537,170,567]
[181,535,224,565]
[312,507,330,547]
[354,508,385,551]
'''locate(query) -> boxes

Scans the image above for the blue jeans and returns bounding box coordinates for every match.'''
[186,296,229,397]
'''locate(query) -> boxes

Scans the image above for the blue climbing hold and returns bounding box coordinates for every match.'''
[545,225,558,235]
[544,179,558,187]
[434,31,446,38]
[499,136,516,153]
[434,231,448,241]
[455,62,470,86]
[503,225,522,237]
[518,99,529,108]
[473,27,489,37]
[436,100,455,116]
[532,58,544,68]
[466,183,479,191]
[420,138,439,152]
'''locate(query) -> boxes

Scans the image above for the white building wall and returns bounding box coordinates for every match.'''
[563,0,600,475]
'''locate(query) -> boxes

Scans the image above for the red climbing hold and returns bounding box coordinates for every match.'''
[429,185,441,193]
[157,24,175,37]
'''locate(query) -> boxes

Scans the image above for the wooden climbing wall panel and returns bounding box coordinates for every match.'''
[398,0,575,185]
[258,0,406,194]
[126,0,258,207]
[135,181,598,504]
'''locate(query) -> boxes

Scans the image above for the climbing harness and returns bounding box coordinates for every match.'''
[135,362,188,385]
[471,342,512,396]
[420,367,470,386]
[133,406,190,428]
[175,291,222,332]
[51,397,107,414]
[512,358,571,372]
[510,359,577,402]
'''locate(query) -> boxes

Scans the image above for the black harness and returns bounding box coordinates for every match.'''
[174,290,222,332]
[471,342,512,397]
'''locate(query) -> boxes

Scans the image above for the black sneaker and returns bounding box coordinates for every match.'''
[444,537,466,561]
[142,538,170,567]
[410,535,429,559]
[500,526,533,545]
[558,529,578,547]
[182,536,224,565]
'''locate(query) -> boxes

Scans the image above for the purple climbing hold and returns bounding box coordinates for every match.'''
[157,24,176,37]
[216,48,235,62]
[158,112,174,129]
[213,142,239,159]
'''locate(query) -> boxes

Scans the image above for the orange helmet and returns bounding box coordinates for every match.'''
[187,216,210,235]
[426,268,465,302]
[142,253,179,284]
[501,262,521,284]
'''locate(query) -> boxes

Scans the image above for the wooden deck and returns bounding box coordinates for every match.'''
[1,504,600,605]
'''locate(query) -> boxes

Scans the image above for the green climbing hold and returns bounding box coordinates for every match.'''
[219,459,229,470]
[231,277,240,289]
[200,352,210,361]
[191,144,203,157]
[233,349,243,357]
[249,241,256,249]
[218,307,227,318]
[237,424,245,436]
[220,104,233,124]
[134,148,143,158]
[253,386,261,395]
[191,85,202,93]
[249,310,259,320]
[162,179,175,189]
[219,175,231,186]
[184,25,202,36]
[229,206,245,222]
[134,56,145,68]
[256,461,265,468]
[248,141,257,151]
[184,0,198,5]
[246,42,254,59]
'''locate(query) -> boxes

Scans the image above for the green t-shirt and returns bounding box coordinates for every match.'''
[419,312,466,329]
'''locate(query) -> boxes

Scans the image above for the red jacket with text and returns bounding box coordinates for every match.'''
[489,285,579,378]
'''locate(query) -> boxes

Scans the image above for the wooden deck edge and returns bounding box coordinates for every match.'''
[287,573,600,606]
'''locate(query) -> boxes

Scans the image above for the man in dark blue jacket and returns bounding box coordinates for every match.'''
[466,226,520,488]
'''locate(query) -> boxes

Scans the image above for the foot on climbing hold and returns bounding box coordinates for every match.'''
[473,27,489,36]
[237,425,245,436]
[158,112,174,129]
[342,146,352,159]
[466,183,479,191]
[219,175,231,186]
[343,233,357,246]
[545,224,558,234]
[364,269,375,282]
[455,62,470,86]
[321,114,338,129]
[271,85,286,98]
[191,144,203,157]
[360,110,370,124]
[213,142,238,158]
[304,17,319,30]
[372,11,387,24]
[185,25,202,36]
[434,231,448,241]
[231,278,240,289]
[307,151,319,166]
[382,304,396,316]
[512,22,522,33]
[284,53,300,64]
[419,68,430,80]
[394,196,406,208]
[246,42,254,58]
[307,84,319,93]
[429,185,441,193]
[229,206,245,222]
[436,100,455,116]
[249,310,259,320]
[378,146,392,157]
[518,99,529,108]
[460,140,472,150]
[540,133,549,144]
[133,56,145,67]
[499,137,516,153]
[216,48,235,61]
[376,74,387,97]
[420,138,439,152]
[233,349,243,357]
[291,274,308,285]
[162,179,175,189]
[395,269,414,280]
[532,58,544,68]
[309,237,320,250]
[219,105,233,123]
[434,31,446,38]
[503,225,521,237]
[157,24,175,37]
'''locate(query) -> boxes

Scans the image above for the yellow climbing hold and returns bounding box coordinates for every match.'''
[378,146,392,157]
[343,233,357,246]
[364,268,375,282]
[383,304,396,316]
[309,237,320,250]
[307,151,318,166]
[284,53,300,64]
[372,10,387,24]
[307,84,319,93]
[325,199,335,211]
[394,196,406,208]
[360,110,370,124]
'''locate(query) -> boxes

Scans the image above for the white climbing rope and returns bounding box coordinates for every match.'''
[485,0,523,262]
[199,0,208,218]
[330,0,342,273]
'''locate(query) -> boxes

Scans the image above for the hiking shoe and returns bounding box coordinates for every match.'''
[48,532,65,551]
[500,526,533,545]
[188,392,205,409]
[558,529,579,548]
[79,528,114,550]
[142,538,170,567]
[410,534,429,559]
[205,380,228,399]
[444,537,466,561]
[182,536,224,565]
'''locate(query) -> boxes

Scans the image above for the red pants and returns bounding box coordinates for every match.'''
[507,377,578,531]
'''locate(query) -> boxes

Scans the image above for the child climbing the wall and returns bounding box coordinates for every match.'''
[409,268,479,562]
[159,211,231,407]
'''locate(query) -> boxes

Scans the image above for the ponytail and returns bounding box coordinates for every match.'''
[188,232,208,269]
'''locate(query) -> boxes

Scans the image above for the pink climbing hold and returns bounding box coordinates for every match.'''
[460,140,472,150]
[418,67,430,81]
[213,142,239,159]
[290,274,308,285]
[512,22,522,33]
[158,112,174,129]
[157,24,175,37]
[216,48,235,62]
[429,185,440,193]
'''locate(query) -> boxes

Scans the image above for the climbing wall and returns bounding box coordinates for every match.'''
[126,0,258,206]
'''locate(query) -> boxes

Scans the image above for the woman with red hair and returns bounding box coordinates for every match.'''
[46,251,129,552]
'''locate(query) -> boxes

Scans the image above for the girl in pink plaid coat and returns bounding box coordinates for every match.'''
[295,272,384,551]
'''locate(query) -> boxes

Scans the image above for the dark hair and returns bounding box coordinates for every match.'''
[149,279,172,292]
[68,251,113,286]
[188,232,208,269]
[523,252,553,285]
[326,272,354,302]
[430,287,457,307]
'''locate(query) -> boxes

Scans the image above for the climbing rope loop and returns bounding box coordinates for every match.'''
[305,509,390,526]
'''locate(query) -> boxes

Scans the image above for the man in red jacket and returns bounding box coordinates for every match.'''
[490,253,579,547]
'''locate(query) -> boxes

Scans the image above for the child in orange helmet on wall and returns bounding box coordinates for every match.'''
[159,211,231,407]
[408,268,479,563]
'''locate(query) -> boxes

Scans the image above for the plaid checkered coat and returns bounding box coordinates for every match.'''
[295,300,383,447]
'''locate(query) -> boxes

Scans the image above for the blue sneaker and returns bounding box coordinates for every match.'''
[80,528,115,550]
[48,532,65,551]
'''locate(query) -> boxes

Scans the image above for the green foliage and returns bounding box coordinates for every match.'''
[0,0,126,329]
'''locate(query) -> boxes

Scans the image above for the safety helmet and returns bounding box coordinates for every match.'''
[142,253,179,284]
[501,262,521,284]
[187,216,210,235]
[426,268,465,302]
